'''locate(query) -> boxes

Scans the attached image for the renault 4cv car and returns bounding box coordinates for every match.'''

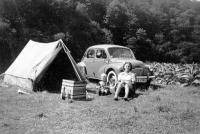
[77,44,154,91]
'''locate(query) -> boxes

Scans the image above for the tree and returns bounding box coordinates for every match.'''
[105,0,137,45]
[86,0,107,26]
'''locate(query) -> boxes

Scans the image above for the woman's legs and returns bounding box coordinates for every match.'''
[114,82,124,99]
[124,82,133,99]
[114,82,133,100]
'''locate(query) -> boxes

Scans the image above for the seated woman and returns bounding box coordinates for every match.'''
[114,62,135,101]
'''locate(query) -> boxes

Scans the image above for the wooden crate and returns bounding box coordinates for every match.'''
[61,79,87,99]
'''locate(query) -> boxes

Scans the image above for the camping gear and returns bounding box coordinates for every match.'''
[61,79,87,99]
[97,85,110,96]
[3,39,87,91]
[96,73,110,96]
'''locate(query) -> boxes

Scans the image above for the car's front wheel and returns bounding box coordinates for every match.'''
[107,71,117,93]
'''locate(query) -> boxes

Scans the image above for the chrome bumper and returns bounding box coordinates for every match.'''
[135,76,155,83]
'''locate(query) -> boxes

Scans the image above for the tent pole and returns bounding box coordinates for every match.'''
[60,42,86,82]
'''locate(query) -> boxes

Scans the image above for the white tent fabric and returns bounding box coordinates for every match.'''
[4,39,86,90]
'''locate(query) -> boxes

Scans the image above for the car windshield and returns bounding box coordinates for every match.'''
[108,47,135,59]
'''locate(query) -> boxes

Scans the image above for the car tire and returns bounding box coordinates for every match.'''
[107,71,117,94]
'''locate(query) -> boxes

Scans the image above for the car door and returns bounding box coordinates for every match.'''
[93,49,108,79]
[83,48,96,78]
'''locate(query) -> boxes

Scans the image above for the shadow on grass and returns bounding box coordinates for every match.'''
[132,92,143,98]
[72,97,95,101]
[150,83,165,91]
[118,90,143,101]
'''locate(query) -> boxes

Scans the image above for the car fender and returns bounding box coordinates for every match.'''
[96,64,107,78]
[104,62,124,76]
[77,61,87,75]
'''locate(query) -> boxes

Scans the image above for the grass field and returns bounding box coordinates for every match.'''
[0,81,200,134]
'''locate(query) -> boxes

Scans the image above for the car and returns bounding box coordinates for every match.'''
[77,44,154,92]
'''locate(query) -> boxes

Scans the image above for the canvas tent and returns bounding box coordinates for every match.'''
[3,39,86,91]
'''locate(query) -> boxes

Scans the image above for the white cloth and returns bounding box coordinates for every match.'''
[118,72,135,84]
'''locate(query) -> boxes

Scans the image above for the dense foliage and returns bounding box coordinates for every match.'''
[0,0,200,73]
[149,62,200,86]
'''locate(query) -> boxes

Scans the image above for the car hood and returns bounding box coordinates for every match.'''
[110,58,145,68]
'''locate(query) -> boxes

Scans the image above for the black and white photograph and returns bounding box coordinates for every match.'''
[0,0,200,133]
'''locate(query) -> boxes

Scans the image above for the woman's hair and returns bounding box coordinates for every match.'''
[123,62,132,71]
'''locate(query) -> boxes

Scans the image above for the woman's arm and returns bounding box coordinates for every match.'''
[118,72,122,82]
[131,73,136,83]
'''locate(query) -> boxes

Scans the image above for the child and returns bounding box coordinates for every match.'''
[97,73,110,96]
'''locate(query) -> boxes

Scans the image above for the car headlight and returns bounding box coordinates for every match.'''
[145,64,153,72]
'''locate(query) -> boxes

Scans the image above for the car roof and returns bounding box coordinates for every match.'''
[88,44,129,49]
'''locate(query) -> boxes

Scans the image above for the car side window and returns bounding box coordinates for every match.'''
[86,49,95,58]
[96,49,107,59]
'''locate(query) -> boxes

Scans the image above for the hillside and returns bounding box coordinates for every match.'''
[1,0,200,73]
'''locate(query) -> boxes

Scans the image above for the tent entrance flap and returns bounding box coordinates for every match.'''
[34,49,79,93]
[61,42,86,82]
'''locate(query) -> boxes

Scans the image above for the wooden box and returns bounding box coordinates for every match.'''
[61,79,87,99]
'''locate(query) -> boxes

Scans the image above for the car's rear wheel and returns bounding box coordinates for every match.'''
[107,71,117,93]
